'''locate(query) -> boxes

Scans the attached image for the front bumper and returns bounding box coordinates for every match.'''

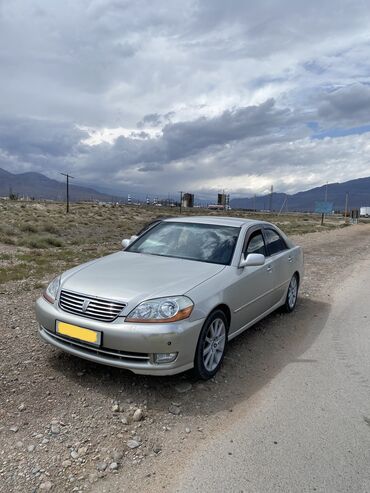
[35,296,204,375]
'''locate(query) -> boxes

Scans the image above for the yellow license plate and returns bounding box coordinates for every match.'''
[56,321,101,346]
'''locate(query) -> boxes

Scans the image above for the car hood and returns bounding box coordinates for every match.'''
[61,251,225,311]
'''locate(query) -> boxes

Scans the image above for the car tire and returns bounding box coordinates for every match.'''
[282,273,299,313]
[193,309,228,380]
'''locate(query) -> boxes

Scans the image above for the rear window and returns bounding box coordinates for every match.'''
[264,228,288,256]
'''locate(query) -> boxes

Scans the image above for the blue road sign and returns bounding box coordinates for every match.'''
[315,201,333,214]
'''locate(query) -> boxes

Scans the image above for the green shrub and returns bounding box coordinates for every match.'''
[20,235,63,249]
[20,223,38,233]
[45,236,63,247]
[42,223,60,234]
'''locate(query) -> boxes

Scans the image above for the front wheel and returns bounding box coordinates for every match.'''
[193,310,228,380]
[282,273,299,312]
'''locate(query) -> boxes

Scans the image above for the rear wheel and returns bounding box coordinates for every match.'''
[282,273,299,312]
[193,310,227,380]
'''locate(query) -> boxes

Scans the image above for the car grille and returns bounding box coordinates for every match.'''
[59,290,126,322]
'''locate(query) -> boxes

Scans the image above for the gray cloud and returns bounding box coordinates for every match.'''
[0,117,87,160]
[161,99,304,161]
[318,83,370,125]
[65,98,306,181]
[137,112,175,129]
[137,113,163,129]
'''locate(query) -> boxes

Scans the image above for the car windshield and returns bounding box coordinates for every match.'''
[127,221,240,265]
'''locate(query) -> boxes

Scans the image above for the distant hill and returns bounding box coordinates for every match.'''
[0,168,120,202]
[231,176,370,212]
[1,167,370,210]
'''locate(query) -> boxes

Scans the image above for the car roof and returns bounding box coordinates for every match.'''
[163,216,264,228]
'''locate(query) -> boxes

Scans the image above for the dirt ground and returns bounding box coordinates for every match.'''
[1,221,369,493]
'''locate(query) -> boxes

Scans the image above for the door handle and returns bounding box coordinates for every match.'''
[266,265,273,272]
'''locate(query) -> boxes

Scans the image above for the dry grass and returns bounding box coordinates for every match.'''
[0,201,346,285]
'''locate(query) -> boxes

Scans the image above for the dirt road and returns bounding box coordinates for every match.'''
[1,224,370,492]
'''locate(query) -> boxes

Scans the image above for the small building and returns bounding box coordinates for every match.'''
[360,207,370,217]
[182,193,194,208]
[217,193,230,208]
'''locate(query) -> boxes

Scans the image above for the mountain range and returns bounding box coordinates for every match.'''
[0,168,117,202]
[230,176,370,211]
[1,167,370,211]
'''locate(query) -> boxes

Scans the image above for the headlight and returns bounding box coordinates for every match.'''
[126,296,194,323]
[43,275,61,304]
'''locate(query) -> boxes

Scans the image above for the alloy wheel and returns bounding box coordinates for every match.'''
[202,318,226,372]
[288,275,298,309]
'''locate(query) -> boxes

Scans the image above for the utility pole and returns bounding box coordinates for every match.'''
[321,181,328,226]
[269,185,273,212]
[344,192,349,223]
[179,191,183,214]
[253,194,256,212]
[60,173,74,213]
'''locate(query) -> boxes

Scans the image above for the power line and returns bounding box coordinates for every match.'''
[60,172,74,213]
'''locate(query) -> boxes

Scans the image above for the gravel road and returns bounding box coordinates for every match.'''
[1,223,370,492]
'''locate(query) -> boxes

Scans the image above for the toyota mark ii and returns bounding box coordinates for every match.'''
[36,216,303,379]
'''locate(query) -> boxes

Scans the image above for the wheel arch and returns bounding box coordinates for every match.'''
[210,303,231,330]
[293,270,300,286]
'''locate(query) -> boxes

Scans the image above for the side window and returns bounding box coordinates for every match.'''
[264,228,287,256]
[245,230,267,258]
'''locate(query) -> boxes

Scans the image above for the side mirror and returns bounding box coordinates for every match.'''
[239,253,265,268]
[121,239,130,249]
[121,235,138,249]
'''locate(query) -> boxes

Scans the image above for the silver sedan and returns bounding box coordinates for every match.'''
[35,216,304,379]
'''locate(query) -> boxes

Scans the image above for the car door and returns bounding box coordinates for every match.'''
[230,227,275,333]
[263,227,292,306]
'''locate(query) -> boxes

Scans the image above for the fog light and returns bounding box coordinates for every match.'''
[154,352,178,364]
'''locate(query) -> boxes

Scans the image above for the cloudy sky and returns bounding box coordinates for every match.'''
[1,0,370,199]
